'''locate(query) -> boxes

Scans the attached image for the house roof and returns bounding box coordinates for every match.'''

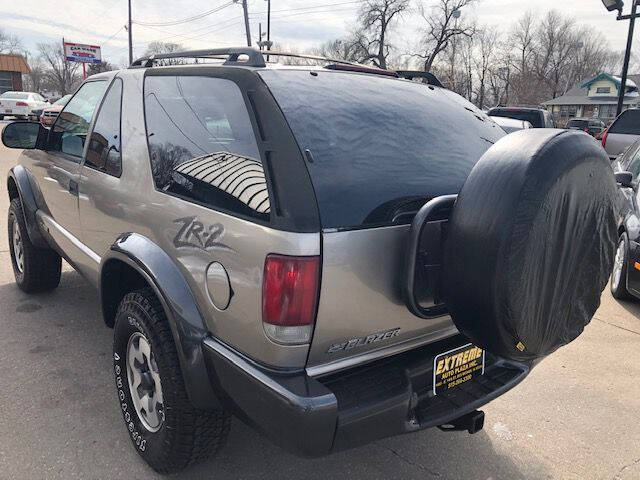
[0,54,30,74]
[542,74,640,106]
[581,72,637,90]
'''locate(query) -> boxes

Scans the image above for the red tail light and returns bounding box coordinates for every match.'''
[262,255,320,344]
[601,128,608,148]
[15,101,28,107]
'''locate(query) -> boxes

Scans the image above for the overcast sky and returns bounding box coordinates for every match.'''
[0,0,635,68]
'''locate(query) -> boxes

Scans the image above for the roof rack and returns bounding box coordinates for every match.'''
[129,47,394,76]
[395,70,444,88]
[130,47,267,68]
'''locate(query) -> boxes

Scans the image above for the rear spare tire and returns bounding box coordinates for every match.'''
[443,129,618,362]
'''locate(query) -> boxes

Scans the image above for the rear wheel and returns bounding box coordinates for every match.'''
[113,288,230,474]
[8,198,61,293]
[611,233,631,300]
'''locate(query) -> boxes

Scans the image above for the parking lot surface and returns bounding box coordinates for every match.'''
[0,123,639,479]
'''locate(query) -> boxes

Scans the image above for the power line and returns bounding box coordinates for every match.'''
[133,1,234,27]
[253,0,363,15]
[102,25,126,47]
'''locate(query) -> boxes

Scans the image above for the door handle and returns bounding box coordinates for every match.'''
[69,179,79,196]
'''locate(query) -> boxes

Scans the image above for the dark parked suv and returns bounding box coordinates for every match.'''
[2,48,617,473]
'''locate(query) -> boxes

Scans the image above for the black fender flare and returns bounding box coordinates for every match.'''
[7,166,49,248]
[100,232,220,410]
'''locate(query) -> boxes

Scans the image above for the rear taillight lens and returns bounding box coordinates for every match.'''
[15,101,28,107]
[602,128,608,148]
[262,254,320,344]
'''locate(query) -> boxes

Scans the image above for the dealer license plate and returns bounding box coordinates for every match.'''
[433,343,485,395]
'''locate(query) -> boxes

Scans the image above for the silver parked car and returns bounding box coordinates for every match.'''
[2,48,618,474]
[490,115,533,133]
[603,108,640,158]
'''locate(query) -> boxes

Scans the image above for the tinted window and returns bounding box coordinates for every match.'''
[488,108,543,128]
[85,79,122,177]
[567,120,588,129]
[261,70,504,229]
[609,109,640,135]
[48,81,107,159]
[144,76,269,219]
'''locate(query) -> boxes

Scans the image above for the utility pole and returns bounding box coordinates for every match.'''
[266,0,271,52]
[258,23,263,50]
[128,0,133,65]
[241,0,252,47]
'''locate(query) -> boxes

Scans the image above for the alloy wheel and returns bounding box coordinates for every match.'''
[126,332,165,432]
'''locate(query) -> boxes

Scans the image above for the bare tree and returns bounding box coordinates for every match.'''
[38,42,81,96]
[351,0,409,69]
[23,55,46,93]
[88,61,116,75]
[510,12,536,76]
[415,0,476,72]
[312,38,362,63]
[144,41,183,57]
[473,28,500,109]
[533,11,577,99]
[0,28,23,54]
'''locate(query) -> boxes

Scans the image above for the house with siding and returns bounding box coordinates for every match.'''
[0,54,30,94]
[542,72,640,126]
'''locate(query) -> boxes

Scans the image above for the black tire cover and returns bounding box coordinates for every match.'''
[443,129,618,362]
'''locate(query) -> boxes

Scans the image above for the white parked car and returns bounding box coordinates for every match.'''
[0,91,49,121]
[603,109,640,159]
[489,115,533,133]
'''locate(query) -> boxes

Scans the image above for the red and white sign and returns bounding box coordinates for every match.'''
[63,42,102,64]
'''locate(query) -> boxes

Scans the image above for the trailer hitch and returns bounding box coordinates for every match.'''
[437,410,485,434]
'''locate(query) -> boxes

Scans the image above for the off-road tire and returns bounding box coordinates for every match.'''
[8,198,61,293]
[113,288,230,474]
[611,232,632,300]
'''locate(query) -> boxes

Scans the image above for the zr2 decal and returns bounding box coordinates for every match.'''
[173,216,229,252]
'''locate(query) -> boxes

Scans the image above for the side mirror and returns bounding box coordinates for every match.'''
[615,171,634,188]
[1,121,46,150]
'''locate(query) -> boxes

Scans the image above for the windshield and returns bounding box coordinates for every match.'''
[0,92,29,100]
[54,94,72,106]
[261,70,504,229]
[488,108,543,128]
[610,109,640,135]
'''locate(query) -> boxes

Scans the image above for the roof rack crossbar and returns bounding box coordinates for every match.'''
[130,47,267,68]
[395,70,444,88]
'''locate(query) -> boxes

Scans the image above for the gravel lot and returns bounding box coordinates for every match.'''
[0,122,639,479]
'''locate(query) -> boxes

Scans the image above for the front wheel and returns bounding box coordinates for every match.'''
[113,288,230,474]
[611,232,632,300]
[8,198,61,293]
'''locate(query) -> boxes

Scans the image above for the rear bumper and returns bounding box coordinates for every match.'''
[202,334,529,457]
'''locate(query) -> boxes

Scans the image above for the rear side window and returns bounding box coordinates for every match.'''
[144,75,270,219]
[261,70,504,230]
[85,78,123,177]
[609,109,640,135]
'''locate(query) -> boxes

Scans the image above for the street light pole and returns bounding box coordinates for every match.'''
[617,0,638,116]
[128,0,133,65]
